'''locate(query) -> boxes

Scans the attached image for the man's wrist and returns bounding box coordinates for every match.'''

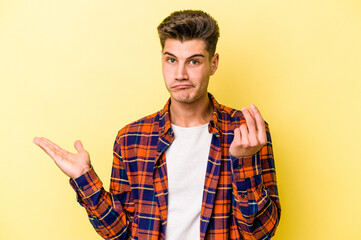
[71,165,92,180]
[69,167,103,206]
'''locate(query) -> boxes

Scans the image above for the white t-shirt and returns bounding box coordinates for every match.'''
[165,123,212,240]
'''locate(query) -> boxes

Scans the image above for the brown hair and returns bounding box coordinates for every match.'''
[157,10,220,57]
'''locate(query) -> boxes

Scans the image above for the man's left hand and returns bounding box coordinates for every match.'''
[229,104,267,158]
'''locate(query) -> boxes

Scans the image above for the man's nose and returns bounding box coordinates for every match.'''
[175,63,188,81]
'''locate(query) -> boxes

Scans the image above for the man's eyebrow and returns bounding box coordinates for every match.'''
[163,51,205,59]
[187,54,205,59]
[163,51,177,58]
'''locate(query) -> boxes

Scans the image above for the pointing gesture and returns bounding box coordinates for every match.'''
[33,137,91,179]
[229,104,267,158]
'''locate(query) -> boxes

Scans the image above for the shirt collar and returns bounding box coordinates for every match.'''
[158,93,222,137]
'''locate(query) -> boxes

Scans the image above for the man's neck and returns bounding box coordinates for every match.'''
[169,94,213,128]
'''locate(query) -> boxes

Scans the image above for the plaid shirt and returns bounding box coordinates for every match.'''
[70,93,281,240]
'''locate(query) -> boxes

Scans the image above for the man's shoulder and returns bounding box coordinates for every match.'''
[115,110,161,140]
[217,102,245,123]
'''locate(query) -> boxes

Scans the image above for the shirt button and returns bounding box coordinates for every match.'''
[157,147,161,152]
[237,165,242,169]
[241,195,246,199]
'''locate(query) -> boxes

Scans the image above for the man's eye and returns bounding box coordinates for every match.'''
[168,58,176,63]
[190,59,199,65]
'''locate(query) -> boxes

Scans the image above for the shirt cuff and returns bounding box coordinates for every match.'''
[231,152,265,218]
[69,167,103,204]
[231,151,262,179]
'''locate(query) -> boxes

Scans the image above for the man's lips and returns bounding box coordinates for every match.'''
[172,84,193,89]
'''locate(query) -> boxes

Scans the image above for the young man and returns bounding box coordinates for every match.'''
[34,10,280,240]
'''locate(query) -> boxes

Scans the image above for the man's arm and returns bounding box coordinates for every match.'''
[33,137,135,239]
[229,105,281,239]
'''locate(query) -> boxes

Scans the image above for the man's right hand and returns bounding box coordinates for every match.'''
[33,137,91,179]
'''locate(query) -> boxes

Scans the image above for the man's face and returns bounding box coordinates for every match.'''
[161,39,219,105]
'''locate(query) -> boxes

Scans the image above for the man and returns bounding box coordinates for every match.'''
[34,10,280,240]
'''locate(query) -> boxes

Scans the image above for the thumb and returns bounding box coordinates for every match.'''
[74,140,85,153]
[232,127,241,145]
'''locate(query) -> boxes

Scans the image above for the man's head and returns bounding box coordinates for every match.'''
[158,10,220,106]
[157,10,220,57]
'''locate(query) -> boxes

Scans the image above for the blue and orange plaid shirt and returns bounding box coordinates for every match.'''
[70,93,281,240]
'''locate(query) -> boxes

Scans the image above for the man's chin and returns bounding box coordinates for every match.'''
[171,94,195,104]
[171,92,207,105]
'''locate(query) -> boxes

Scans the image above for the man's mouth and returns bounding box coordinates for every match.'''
[172,84,193,89]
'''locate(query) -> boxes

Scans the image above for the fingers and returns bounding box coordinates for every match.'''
[233,123,251,145]
[249,104,267,145]
[248,106,255,119]
[33,137,69,160]
[74,140,85,153]
[33,137,58,160]
[241,105,267,146]
[249,104,264,128]
[241,107,258,145]
[242,107,256,133]
[231,105,267,157]
[239,124,249,145]
[233,128,242,145]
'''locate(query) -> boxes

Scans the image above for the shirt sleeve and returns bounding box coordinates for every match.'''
[69,138,135,240]
[231,122,281,240]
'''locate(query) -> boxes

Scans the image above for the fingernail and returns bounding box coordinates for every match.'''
[242,107,247,111]
[251,104,255,108]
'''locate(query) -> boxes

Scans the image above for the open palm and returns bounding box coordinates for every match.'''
[33,137,91,179]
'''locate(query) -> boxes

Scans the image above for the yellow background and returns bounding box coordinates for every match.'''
[1,0,360,239]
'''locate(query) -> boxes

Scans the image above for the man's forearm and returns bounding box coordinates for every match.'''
[231,126,281,239]
[69,167,133,240]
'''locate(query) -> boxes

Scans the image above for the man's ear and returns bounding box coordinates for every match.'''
[210,53,219,76]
